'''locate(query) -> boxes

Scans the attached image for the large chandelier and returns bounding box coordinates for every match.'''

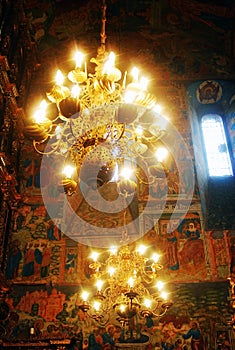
[77,244,172,342]
[23,0,169,196]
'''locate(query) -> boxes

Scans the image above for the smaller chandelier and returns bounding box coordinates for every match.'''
[77,244,172,341]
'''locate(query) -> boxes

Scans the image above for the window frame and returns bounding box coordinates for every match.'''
[200,112,234,177]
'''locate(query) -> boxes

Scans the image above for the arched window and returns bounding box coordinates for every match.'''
[201,114,233,176]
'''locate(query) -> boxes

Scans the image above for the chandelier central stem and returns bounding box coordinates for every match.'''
[121,195,129,243]
[100,0,107,54]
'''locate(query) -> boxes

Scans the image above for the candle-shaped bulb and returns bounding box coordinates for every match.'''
[153,103,163,114]
[120,166,134,180]
[90,251,99,262]
[161,291,168,300]
[108,266,116,277]
[62,165,75,179]
[135,126,143,136]
[109,246,117,255]
[108,51,115,66]
[131,67,139,83]
[136,244,147,255]
[81,291,89,302]
[103,51,116,74]
[74,51,84,69]
[156,281,164,291]
[120,304,126,312]
[143,298,152,308]
[93,301,101,311]
[71,84,81,98]
[152,253,160,263]
[128,277,134,289]
[96,280,104,292]
[33,99,48,124]
[40,99,47,111]
[155,147,168,162]
[55,70,64,86]
[139,76,148,90]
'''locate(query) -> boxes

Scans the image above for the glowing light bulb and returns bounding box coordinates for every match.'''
[103,51,115,74]
[93,301,101,311]
[161,291,168,300]
[136,244,147,255]
[155,147,168,162]
[143,298,152,308]
[81,291,89,302]
[96,280,104,291]
[40,99,47,111]
[109,246,117,255]
[90,251,99,262]
[153,104,163,114]
[108,266,116,277]
[156,281,164,291]
[128,277,134,289]
[120,167,133,179]
[74,51,84,69]
[120,304,126,312]
[151,253,160,263]
[55,70,64,85]
[71,84,81,98]
[135,126,143,136]
[62,165,75,179]
[139,76,148,90]
[108,51,115,66]
[33,100,48,124]
[131,67,139,83]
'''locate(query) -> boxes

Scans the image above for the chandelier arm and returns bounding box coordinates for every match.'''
[150,306,171,318]
[33,139,65,155]
[137,285,150,297]
[138,298,171,320]
[86,308,110,326]
[68,117,80,140]
[138,153,158,160]
[33,139,50,155]
[135,169,159,185]
[140,272,155,284]
[113,123,126,142]
[61,121,90,150]
[32,121,77,156]
[79,86,95,110]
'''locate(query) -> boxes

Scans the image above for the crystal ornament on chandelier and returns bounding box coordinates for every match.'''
[77,245,172,338]
[23,0,169,196]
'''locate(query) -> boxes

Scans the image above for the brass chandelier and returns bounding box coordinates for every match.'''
[23,0,169,196]
[77,244,172,341]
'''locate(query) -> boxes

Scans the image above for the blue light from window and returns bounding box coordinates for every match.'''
[201,114,233,176]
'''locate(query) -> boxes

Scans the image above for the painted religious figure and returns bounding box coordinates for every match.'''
[182,322,205,350]
[5,240,22,280]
